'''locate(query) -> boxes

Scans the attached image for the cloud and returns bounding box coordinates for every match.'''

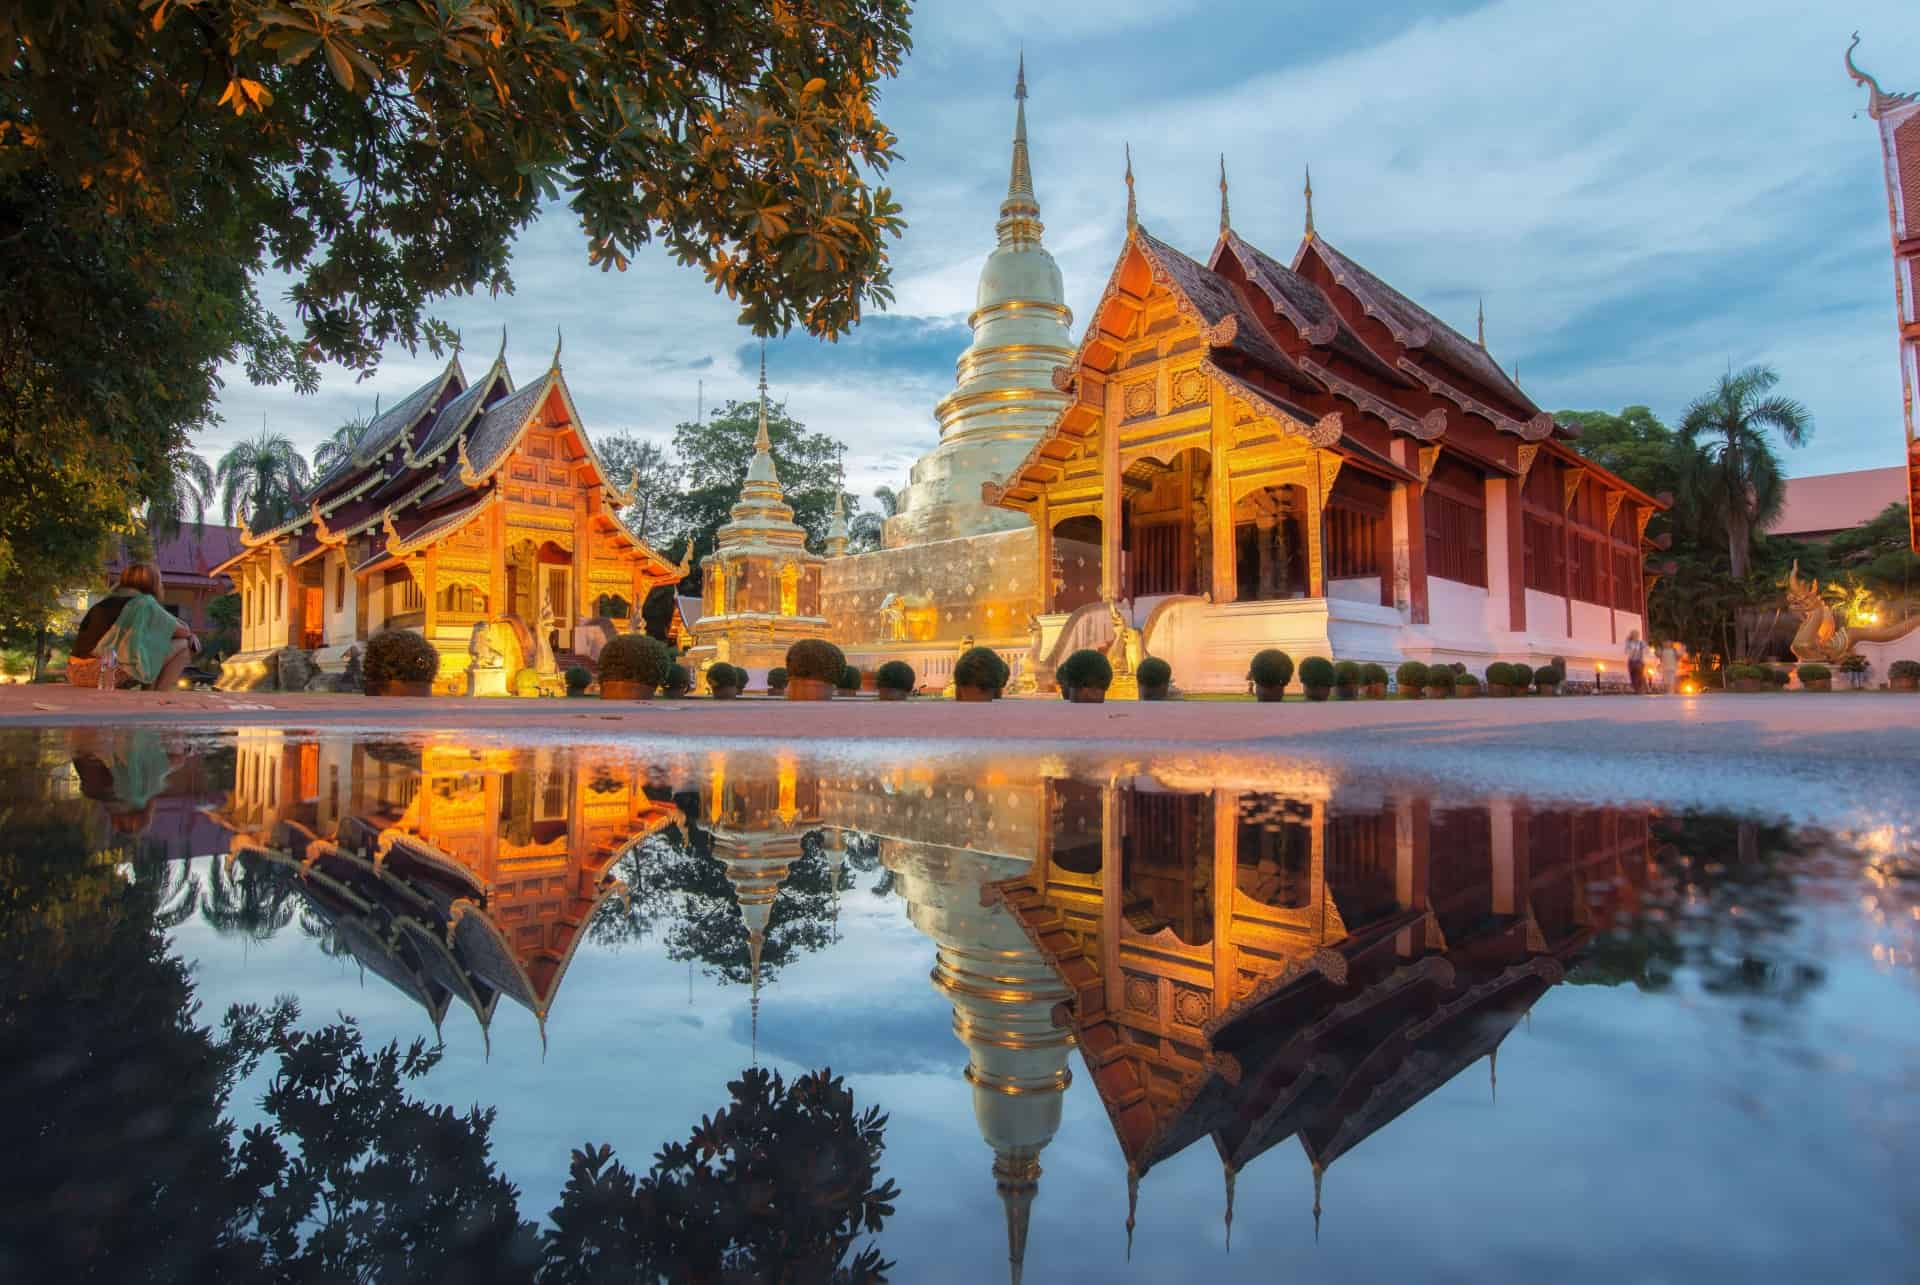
[205,1,1920,486]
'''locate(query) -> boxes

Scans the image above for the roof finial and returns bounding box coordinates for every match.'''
[1124,1165,1138,1260]
[1312,1162,1324,1243]
[755,340,771,454]
[1016,47,1027,102]
[1303,163,1315,238]
[997,52,1042,244]
[496,325,508,365]
[549,325,562,371]
[1847,31,1886,114]
[1218,154,1230,236]
[1489,1045,1498,1104]
[1476,297,1486,349]
[994,1152,1039,1285]
[1124,143,1137,233]
[1223,1158,1236,1250]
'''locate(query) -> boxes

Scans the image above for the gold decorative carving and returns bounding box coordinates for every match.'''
[1419,409,1448,439]
[1604,490,1624,530]
[1170,367,1206,408]
[1633,505,1654,543]
[1417,445,1442,482]
[1514,443,1540,485]
[1123,382,1155,418]
[458,435,484,488]
[1523,412,1556,442]
[1395,357,1525,435]
[1203,313,1239,347]
[1306,412,1345,449]
[1173,987,1210,1027]
[1561,467,1587,513]
[1123,976,1156,1014]
[1319,453,1345,494]
[1050,364,1077,394]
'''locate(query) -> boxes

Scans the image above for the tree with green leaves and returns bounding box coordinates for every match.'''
[312,413,374,477]
[848,485,899,552]
[1677,365,1813,580]
[216,432,312,531]
[2,0,912,670]
[660,396,850,590]
[145,446,218,549]
[597,433,678,549]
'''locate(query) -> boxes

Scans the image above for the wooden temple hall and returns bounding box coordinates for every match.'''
[213,336,687,692]
[991,169,1668,690]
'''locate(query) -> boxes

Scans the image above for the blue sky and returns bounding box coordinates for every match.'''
[205,2,1920,512]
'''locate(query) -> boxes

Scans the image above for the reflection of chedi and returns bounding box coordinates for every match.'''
[884,56,1074,550]
[883,838,1072,1285]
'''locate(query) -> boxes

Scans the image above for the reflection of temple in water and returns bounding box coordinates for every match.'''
[989,777,1653,1254]
[210,733,680,1046]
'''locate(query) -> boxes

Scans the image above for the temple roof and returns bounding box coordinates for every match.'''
[1133,229,1321,394]
[1213,231,1405,383]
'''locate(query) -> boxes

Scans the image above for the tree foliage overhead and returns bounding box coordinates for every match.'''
[1676,364,1813,581]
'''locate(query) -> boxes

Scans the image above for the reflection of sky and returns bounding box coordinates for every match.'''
[169,849,1920,1284]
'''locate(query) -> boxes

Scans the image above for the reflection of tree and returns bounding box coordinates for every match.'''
[200,855,298,942]
[542,1067,898,1284]
[1576,815,1823,1008]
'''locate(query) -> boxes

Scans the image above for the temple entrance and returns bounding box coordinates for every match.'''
[1234,482,1309,600]
[1120,787,1213,946]
[543,564,571,653]
[1120,449,1210,598]
[1051,515,1102,613]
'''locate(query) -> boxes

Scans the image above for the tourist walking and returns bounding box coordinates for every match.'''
[1625,630,1647,694]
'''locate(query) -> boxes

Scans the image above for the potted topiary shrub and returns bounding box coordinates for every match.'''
[1299,656,1336,702]
[1727,663,1758,693]
[1138,656,1173,700]
[767,666,789,696]
[363,628,441,697]
[1455,672,1482,698]
[1796,662,1832,692]
[707,663,743,699]
[785,639,846,701]
[1248,649,1294,702]
[1512,662,1534,696]
[952,646,1003,702]
[1425,667,1456,700]
[1360,662,1389,700]
[662,662,693,698]
[1839,653,1869,689]
[1889,659,1920,691]
[1332,660,1362,700]
[1534,663,1563,696]
[876,660,916,701]
[1058,648,1114,703]
[1485,662,1516,697]
[837,663,863,695]
[565,665,593,698]
[1395,660,1429,699]
[599,635,674,700]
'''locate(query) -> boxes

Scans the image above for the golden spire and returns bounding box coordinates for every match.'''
[996,53,1043,245]
[1476,297,1486,348]
[1124,143,1137,232]
[1218,154,1230,236]
[749,927,764,1063]
[1303,163,1315,238]
[995,1153,1040,1285]
[755,340,771,454]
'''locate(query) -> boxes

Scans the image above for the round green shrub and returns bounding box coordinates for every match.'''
[1426,667,1456,690]
[1796,663,1831,683]
[786,639,846,682]
[706,663,743,692]
[876,660,916,693]
[1359,662,1389,686]
[1839,653,1869,674]
[600,634,674,686]
[1248,649,1294,689]
[1486,662,1516,687]
[1332,660,1361,686]
[837,663,863,692]
[953,646,1007,691]
[1888,659,1920,681]
[565,665,593,694]
[1059,648,1114,692]
[364,628,442,686]
[1299,657,1336,689]
[1534,663,1563,690]
[1455,672,1481,691]
[767,666,789,692]
[1137,656,1172,688]
[1512,663,1534,691]
[1395,660,1429,691]
[663,662,692,693]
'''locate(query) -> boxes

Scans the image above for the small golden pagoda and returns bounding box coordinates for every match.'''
[685,347,832,682]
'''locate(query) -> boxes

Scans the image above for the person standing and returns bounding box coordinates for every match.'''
[1625,630,1647,694]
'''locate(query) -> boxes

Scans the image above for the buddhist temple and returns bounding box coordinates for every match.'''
[984,166,1668,690]
[1847,35,1920,554]
[208,732,681,1043]
[684,351,833,681]
[212,338,687,692]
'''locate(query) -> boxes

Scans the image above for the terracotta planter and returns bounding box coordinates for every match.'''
[954,684,994,703]
[877,687,910,702]
[710,685,741,700]
[566,689,592,699]
[664,684,692,699]
[1058,685,1077,701]
[1400,687,1425,700]
[367,679,432,698]
[1892,676,1917,692]
[1733,678,1763,693]
[1365,683,1388,700]
[599,679,655,701]
[1425,685,1453,699]
[1334,684,1359,701]
[786,678,836,701]
[1070,687,1108,704]
[1802,678,1832,692]
[1536,685,1559,697]
[1141,682,1171,701]
[1253,683,1287,702]
[1456,686,1481,699]
[1487,683,1513,698]
[1304,685,1332,702]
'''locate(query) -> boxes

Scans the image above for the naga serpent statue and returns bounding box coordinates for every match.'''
[1782,561,1919,662]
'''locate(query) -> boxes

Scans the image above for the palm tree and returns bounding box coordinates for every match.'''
[847,486,900,552]
[216,431,312,531]
[145,445,216,544]
[1677,364,1812,579]
[313,413,374,476]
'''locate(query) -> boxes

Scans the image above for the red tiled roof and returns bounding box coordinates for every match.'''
[1769,466,1908,536]
[110,522,245,585]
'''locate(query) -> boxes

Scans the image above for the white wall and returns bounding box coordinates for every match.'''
[1328,576,1381,605]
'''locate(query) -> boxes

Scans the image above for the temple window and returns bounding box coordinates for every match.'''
[779,563,799,617]
[1235,794,1312,909]
[436,583,488,615]
[1424,458,1488,588]
[275,575,285,620]
[1234,484,1308,601]
[1523,514,1564,594]
[1121,449,1209,597]
[595,594,631,620]
[1119,789,1214,946]
[334,563,346,612]
[1326,473,1391,582]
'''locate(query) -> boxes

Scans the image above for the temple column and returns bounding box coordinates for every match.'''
[489,508,507,621]
[1390,440,1430,625]
[1208,399,1236,602]
[1503,477,1526,632]
[1490,798,1516,916]
[1035,493,1054,613]
[1485,475,1515,637]
[285,558,307,650]
[575,491,594,628]
[1212,790,1238,998]
[1100,415,1123,600]
[1394,796,1431,958]
[1306,460,1326,600]
[422,549,439,638]
[1256,517,1276,598]
[1101,784,1124,1018]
